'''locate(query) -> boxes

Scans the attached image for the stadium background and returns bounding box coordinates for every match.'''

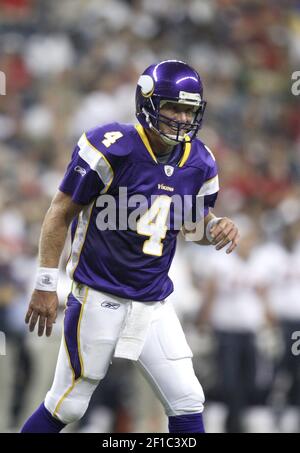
[0,0,300,433]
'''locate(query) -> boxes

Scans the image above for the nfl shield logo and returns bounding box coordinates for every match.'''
[164,165,174,177]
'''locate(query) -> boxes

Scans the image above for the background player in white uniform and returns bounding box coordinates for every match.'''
[257,220,300,431]
[195,217,274,432]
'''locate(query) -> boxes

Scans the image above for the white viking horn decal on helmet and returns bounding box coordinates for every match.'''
[138,75,155,97]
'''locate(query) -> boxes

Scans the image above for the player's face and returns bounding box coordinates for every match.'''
[159,102,196,136]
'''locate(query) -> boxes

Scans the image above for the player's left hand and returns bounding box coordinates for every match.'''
[210,217,240,254]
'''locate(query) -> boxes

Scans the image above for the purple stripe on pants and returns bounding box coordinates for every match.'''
[64,293,83,380]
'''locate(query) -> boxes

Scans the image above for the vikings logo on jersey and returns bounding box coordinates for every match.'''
[164,165,174,177]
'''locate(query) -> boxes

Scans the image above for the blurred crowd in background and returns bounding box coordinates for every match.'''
[1,0,300,433]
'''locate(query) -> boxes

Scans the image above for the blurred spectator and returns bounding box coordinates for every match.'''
[0,254,34,429]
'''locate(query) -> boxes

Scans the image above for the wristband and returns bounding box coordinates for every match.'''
[205,217,222,243]
[35,267,59,292]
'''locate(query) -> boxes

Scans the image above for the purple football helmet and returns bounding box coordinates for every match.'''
[136,60,206,144]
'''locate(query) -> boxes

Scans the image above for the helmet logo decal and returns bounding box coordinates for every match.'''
[138,75,154,97]
[164,165,174,177]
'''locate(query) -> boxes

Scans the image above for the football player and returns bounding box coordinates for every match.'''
[21,60,239,433]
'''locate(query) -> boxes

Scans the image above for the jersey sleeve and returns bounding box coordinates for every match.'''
[59,131,114,205]
[197,145,219,217]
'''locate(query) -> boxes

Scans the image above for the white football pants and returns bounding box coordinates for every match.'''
[45,283,204,424]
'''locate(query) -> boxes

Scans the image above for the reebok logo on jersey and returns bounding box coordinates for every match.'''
[101,301,120,310]
[158,183,174,192]
[74,165,87,176]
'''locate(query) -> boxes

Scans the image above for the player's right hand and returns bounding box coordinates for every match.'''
[25,290,59,337]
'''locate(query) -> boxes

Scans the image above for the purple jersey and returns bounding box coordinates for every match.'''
[59,123,219,301]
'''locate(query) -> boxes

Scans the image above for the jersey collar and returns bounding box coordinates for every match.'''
[135,124,191,167]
